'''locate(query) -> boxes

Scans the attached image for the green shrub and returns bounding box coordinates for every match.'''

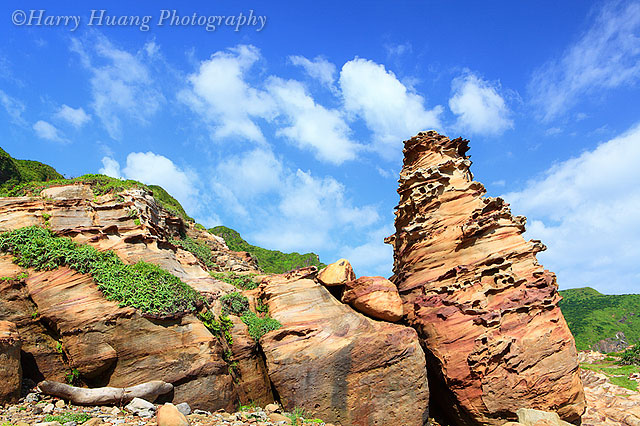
[621,345,640,366]
[241,311,281,342]
[65,368,80,385]
[210,271,257,290]
[198,310,234,345]
[44,413,91,424]
[0,226,203,316]
[171,237,217,270]
[220,292,251,316]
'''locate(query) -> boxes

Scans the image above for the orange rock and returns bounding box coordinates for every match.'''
[388,131,585,425]
[157,403,189,426]
[260,272,429,426]
[317,259,355,286]
[341,276,403,322]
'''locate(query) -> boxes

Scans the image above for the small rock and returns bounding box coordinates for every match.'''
[220,412,236,422]
[43,403,55,414]
[83,418,104,426]
[264,403,279,413]
[34,422,62,426]
[110,407,121,416]
[25,392,40,403]
[516,409,573,426]
[63,421,77,426]
[125,398,155,416]
[55,400,66,408]
[111,420,125,425]
[32,405,44,415]
[175,403,191,416]
[16,422,30,426]
[267,413,291,424]
[192,410,209,416]
[157,403,189,426]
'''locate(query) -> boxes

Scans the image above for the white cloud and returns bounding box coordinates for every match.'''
[54,105,90,128]
[503,123,640,294]
[33,120,65,142]
[181,45,275,143]
[449,73,513,135]
[289,55,337,89]
[267,77,360,164]
[99,156,121,178]
[71,35,164,139]
[237,164,380,253]
[529,1,640,121]
[339,58,443,159]
[0,90,26,126]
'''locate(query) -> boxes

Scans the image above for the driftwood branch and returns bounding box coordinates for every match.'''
[38,380,173,405]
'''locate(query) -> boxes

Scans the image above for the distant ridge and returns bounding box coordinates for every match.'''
[559,287,640,351]
[210,225,326,274]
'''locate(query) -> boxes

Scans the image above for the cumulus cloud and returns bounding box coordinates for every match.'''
[33,120,66,142]
[339,58,443,158]
[503,123,640,293]
[71,35,164,139]
[267,77,360,164]
[289,55,337,89]
[54,105,90,128]
[449,73,513,135]
[181,45,275,143]
[529,1,640,121]
[99,156,121,178]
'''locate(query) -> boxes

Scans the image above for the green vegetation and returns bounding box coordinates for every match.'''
[0,147,63,192]
[210,226,325,274]
[0,226,203,316]
[559,287,640,351]
[148,185,194,223]
[286,407,324,425]
[171,236,217,270]
[621,345,640,366]
[210,271,258,290]
[198,310,234,345]
[44,413,91,424]
[218,290,281,341]
[580,361,640,391]
[65,368,80,385]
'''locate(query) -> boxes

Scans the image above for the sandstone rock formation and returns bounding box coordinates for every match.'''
[581,368,640,426]
[259,268,430,426]
[387,131,585,425]
[317,258,355,286]
[341,276,403,322]
[0,320,22,404]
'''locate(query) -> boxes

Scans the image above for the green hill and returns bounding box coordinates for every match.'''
[209,225,326,274]
[559,287,640,351]
[0,147,63,191]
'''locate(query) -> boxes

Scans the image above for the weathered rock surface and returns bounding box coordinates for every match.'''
[0,320,22,403]
[581,368,640,426]
[260,268,430,426]
[515,409,574,426]
[387,131,585,425]
[316,259,355,286]
[157,403,189,426]
[341,276,403,322]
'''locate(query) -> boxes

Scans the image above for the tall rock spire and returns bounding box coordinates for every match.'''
[388,131,585,425]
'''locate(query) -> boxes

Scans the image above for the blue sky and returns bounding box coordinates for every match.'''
[1,1,639,294]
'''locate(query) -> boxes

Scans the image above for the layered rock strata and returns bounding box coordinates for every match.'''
[388,131,585,425]
[259,268,430,426]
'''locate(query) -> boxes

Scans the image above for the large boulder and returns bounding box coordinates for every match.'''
[317,258,355,286]
[0,320,22,404]
[341,276,403,322]
[260,269,429,426]
[387,131,585,425]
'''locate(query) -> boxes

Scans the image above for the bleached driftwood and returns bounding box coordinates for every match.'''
[38,380,173,405]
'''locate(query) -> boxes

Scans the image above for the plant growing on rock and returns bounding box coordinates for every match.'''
[620,344,640,366]
[0,226,203,317]
[211,271,258,290]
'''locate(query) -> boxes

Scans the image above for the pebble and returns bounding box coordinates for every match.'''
[25,393,40,403]
[43,403,55,414]
[175,403,191,417]
[56,400,66,409]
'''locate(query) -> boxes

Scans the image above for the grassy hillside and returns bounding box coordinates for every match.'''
[210,226,326,274]
[0,147,63,190]
[559,287,640,351]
